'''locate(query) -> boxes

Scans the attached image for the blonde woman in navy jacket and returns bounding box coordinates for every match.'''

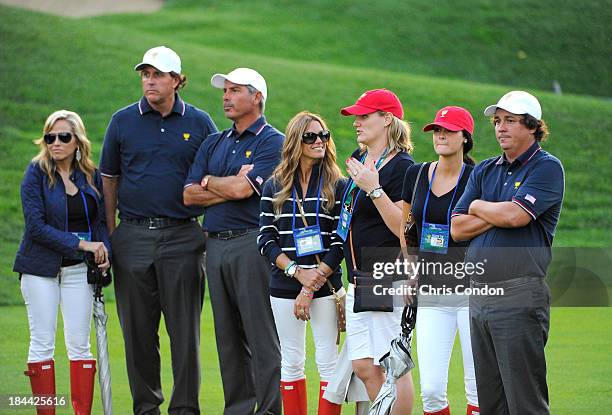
[14,110,111,415]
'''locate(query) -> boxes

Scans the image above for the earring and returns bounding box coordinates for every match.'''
[76,148,82,162]
[464,140,468,143]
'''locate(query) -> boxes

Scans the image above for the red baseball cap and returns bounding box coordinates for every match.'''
[341,89,404,119]
[422,106,474,135]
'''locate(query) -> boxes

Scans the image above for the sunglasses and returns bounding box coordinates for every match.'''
[302,130,331,144]
[44,132,73,145]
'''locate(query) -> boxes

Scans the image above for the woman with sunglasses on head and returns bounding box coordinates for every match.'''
[401,106,479,415]
[258,111,345,415]
[339,89,415,413]
[14,110,111,415]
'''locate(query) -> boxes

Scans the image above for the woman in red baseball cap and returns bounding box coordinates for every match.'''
[338,88,416,412]
[401,106,479,415]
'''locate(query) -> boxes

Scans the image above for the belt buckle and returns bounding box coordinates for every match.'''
[148,218,160,230]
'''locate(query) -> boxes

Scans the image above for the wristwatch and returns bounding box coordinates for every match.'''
[368,186,384,200]
[284,261,299,278]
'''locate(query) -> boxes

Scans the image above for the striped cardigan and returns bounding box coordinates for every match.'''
[258,169,346,299]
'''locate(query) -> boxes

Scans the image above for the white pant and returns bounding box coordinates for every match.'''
[270,290,343,382]
[345,284,404,365]
[416,305,478,412]
[21,263,94,362]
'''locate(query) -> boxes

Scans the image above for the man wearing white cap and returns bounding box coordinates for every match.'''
[184,68,283,414]
[451,91,565,414]
[100,46,217,414]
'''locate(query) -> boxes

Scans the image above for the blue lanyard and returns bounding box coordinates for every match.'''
[340,148,390,214]
[65,191,92,234]
[421,162,466,227]
[292,173,323,230]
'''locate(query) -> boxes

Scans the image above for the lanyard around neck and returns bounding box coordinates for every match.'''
[292,173,323,230]
[421,162,466,226]
[341,147,390,213]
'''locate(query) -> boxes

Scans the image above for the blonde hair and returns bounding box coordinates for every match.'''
[32,110,99,195]
[358,111,414,155]
[272,111,344,216]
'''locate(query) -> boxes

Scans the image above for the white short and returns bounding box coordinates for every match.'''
[344,283,403,365]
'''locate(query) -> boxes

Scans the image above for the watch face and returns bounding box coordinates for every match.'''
[370,188,383,198]
[287,264,297,277]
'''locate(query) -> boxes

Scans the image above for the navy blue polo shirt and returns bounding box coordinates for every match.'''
[452,141,565,281]
[185,116,284,232]
[99,95,218,219]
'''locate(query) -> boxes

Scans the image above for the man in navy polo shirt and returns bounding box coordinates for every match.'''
[451,91,564,415]
[100,46,217,415]
[184,68,283,414]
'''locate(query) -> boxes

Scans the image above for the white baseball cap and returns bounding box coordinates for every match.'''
[211,68,268,103]
[484,90,542,120]
[134,46,181,74]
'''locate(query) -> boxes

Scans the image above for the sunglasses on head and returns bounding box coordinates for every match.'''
[302,130,331,144]
[44,132,73,145]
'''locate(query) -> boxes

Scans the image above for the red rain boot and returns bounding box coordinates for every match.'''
[317,381,341,415]
[24,359,56,415]
[466,404,480,415]
[70,360,96,415]
[280,378,307,415]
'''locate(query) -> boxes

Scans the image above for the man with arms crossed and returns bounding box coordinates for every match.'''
[184,68,283,414]
[100,46,217,414]
[451,91,564,415]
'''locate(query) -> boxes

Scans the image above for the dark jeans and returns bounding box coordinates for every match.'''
[206,230,281,415]
[470,277,551,415]
[112,221,206,415]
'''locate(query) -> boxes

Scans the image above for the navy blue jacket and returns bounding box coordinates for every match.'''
[14,162,112,278]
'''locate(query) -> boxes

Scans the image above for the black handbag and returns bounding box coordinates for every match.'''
[350,228,394,313]
[84,252,112,287]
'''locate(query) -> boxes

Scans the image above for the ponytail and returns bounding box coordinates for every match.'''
[462,131,476,166]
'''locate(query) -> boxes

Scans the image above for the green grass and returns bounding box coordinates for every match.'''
[1,299,610,413]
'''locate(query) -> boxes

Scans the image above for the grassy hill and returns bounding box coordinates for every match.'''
[1,3,611,303]
[98,0,612,98]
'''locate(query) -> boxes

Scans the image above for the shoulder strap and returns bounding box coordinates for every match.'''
[402,163,426,229]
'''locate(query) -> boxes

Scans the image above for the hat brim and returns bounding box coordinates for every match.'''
[211,74,229,89]
[422,121,465,133]
[483,104,499,117]
[484,103,535,118]
[340,104,377,116]
[134,62,174,73]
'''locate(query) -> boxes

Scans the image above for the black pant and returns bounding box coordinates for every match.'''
[112,221,206,415]
[206,230,281,415]
[470,277,551,415]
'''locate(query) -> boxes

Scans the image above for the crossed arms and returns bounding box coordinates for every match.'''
[451,200,532,241]
[183,164,255,207]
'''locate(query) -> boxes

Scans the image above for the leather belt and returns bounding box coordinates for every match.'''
[208,228,258,240]
[123,217,197,230]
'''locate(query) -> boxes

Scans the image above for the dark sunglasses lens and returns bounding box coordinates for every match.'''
[320,131,331,142]
[302,133,317,144]
[43,134,55,144]
[58,132,72,143]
